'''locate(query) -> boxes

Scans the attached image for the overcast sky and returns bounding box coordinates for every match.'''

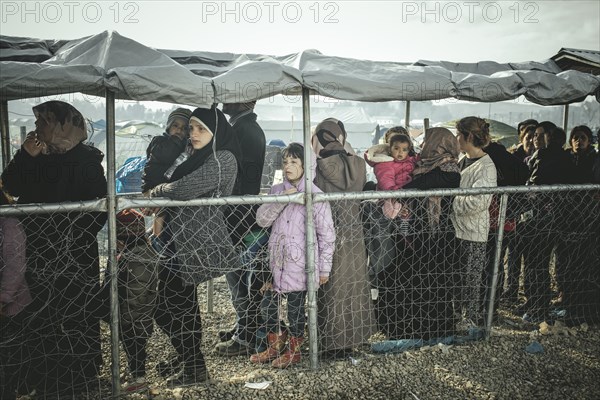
[1,1,598,63]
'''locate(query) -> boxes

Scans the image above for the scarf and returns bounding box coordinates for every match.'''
[413,127,460,176]
[313,118,348,158]
[169,106,241,182]
[32,101,87,154]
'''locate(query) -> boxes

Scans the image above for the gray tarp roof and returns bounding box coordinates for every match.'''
[1,31,599,106]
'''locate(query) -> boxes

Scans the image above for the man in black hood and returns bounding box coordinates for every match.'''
[216,101,267,356]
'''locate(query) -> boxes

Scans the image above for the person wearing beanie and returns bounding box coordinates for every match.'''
[111,209,159,394]
[142,107,192,193]
[141,107,192,252]
[149,105,241,388]
[217,100,268,357]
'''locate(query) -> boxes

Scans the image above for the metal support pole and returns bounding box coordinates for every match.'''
[0,100,11,169]
[206,279,214,313]
[105,90,121,396]
[485,193,508,338]
[562,104,569,132]
[423,118,430,134]
[302,87,319,370]
[404,101,411,130]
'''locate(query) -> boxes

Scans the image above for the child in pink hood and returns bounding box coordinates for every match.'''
[251,143,335,368]
[364,133,419,219]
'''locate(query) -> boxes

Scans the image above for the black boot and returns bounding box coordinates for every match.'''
[166,364,209,388]
[156,356,182,378]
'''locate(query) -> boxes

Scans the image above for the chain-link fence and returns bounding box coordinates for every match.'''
[1,185,599,399]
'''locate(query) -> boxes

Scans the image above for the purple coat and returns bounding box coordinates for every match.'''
[256,177,336,293]
[0,217,31,316]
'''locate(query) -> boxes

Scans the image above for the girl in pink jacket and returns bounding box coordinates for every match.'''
[364,134,419,219]
[250,143,335,368]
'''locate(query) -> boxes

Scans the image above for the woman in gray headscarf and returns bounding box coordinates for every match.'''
[312,118,376,358]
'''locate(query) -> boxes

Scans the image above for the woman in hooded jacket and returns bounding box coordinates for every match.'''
[312,118,376,358]
[1,101,107,397]
[148,106,241,387]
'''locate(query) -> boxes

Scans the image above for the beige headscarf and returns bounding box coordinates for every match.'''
[32,101,87,154]
[412,127,460,176]
[412,127,460,229]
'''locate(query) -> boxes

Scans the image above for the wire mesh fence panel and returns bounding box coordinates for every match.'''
[1,185,600,398]
[0,209,110,399]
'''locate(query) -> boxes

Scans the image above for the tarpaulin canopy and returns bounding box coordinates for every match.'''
[1,31,599,106]
[0,31,214,107]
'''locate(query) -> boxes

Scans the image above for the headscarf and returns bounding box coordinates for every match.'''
[412,127,460,176]
[169,106,241,182]
[32,101,87,154]
[313,118,349,158]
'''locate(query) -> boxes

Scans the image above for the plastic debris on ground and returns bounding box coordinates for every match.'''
[244,381,272,390]
[371,327,485,354]
[525,341,544,354]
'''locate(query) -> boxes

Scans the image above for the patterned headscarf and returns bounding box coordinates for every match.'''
[312,118,348,158]
[412,127,460,176]
[32,101,87,154]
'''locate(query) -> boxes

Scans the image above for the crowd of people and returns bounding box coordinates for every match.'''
[0,101,599,398]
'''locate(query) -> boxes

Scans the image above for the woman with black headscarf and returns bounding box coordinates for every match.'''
[1,101,107,397]
[312,118,376,358]
[149,106,241,387]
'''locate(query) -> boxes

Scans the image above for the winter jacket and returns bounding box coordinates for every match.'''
[142,132,187,192]
[117,241,159,339]
[364,144,418,191]
[510,145,528,164]
[527,146,575,186]
[451,154,497,242]
[150,150,241,285]
[0,217,31,316]
[484,142,529,187]
[231,112,266,196]
[227,112,267,246]
[484,142,529,228]
[569,147,597,184]
[256,171,335,293]
[1,142,107,293]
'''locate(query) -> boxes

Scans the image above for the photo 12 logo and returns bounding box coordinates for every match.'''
[1,1,140,24]
[400,1,540,23]
[200,1,340,23]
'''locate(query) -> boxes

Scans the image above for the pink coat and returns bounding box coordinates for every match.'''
[365,144,418,190]
[256,177,336,293]
[0,217,31,316]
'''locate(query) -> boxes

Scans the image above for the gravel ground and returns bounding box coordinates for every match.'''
[26,276,600,400]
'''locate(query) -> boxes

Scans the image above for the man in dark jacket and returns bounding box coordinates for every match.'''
[216,101,267,356]
[521,123,575,323]
[481,142,529,322]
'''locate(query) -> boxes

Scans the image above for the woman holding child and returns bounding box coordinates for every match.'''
[148,106,241,386]
[401,127,462,339]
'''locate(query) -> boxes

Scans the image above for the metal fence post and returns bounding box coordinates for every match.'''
[105,90,121,396]
[486,193,509,338]
[207,279,214,313]
[0,100,11,169]
[302,87,319,370]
